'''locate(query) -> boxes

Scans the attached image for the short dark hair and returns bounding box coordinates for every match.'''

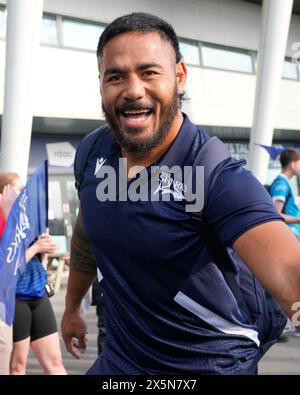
[279,148,300,168]
[97,12,182,63]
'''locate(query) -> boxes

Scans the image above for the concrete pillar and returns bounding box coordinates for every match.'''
[0,0,44,183]
[248,0,294,184]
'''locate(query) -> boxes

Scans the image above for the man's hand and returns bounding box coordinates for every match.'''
[0,184,19,219]
[61,309,88,359]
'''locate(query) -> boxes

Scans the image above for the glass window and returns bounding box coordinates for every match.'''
[225,142,250,161]
[0,7,7,39]
[201,44,253,73]
[66,180,79,228]
[48,181,64,235]
[41,15,58,45]
[179,40,200,66]
[282,58,298,80]
[48,181,63,219]
[62,18,105,51]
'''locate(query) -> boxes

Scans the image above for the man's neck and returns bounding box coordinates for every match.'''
[281,168,293,180]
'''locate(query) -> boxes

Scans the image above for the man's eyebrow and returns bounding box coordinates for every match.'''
[137,63,164,70]
[103,67,125,77]
[103,63,164,77]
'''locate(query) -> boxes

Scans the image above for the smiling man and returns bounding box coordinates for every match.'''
[99,28,186,167]
[61,13,300,375]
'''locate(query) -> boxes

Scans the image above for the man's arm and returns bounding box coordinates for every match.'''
[61,208,97,359]
[273,199,300,224]
[233,220,300,321]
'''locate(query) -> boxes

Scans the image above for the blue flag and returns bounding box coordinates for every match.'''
[0,161,48,325]
[255,144,300,160]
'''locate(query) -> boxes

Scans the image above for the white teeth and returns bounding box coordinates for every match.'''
[124,109,150,115]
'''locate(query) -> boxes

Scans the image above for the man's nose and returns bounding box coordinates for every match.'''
[122,75,145,101]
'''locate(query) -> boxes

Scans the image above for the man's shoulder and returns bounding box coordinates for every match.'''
[197,127,211,146]
[81,124,111,147]
[185,118,229,160]
[272,174,289,186]
[180,113,211,146]
[75,124,113,163]
[186,123,212,160]
[195,123,211,139]
[270,174,290,194]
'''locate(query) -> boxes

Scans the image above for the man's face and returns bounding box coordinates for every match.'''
[98,31,186,156]
[291,159,300,175]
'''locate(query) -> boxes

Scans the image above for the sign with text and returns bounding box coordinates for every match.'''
[46,142,76,167]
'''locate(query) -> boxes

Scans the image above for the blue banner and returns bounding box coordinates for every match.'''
[0,161,48,325]
[255,143,300,160]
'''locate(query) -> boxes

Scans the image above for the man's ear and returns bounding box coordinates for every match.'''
[176,60,187,93]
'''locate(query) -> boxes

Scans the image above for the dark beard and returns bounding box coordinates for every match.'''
[102,87,180,158]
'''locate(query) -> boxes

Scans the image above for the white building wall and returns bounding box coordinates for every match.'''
[32,46,100,119]
[0,0,300,130]
[41,0,300,55]
[185,67,256,127]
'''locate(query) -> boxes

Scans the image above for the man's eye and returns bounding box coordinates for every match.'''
[143,70,157,77]
[108,75,123,82]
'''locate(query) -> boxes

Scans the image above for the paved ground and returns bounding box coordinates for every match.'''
[26,284,300,375]
[259,333,300,375]
[27,285,98,375]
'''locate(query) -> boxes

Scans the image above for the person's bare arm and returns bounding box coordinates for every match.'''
[233,220,300,322]
[273,199,300,224]
[61,208,97,359]
[25,234,59,262]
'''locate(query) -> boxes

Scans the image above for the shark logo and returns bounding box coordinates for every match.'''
[94,157,107,176]
[153,171,187,200]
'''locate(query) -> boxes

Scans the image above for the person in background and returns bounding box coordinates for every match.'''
[0,184,18,375]
[0,172,67,375]
[270,149,300,236]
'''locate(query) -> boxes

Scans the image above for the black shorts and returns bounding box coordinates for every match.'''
[13,293,57,342]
